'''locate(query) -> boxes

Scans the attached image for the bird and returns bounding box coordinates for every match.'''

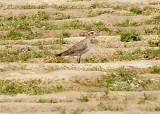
[56,31,96,63]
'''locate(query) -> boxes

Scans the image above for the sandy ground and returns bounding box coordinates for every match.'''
[0,0,160,5]
[0,0,160,113]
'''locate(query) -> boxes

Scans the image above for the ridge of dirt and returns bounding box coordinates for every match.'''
[0,0,160,113]
[0,59,159,71]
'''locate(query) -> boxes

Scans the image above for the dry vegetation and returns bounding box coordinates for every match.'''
[0,0,160,113]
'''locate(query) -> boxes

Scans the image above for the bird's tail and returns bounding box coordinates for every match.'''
[55,53,62,56]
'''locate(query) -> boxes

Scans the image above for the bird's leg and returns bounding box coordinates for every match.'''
[79,55,81,63]
[77,55,81,63]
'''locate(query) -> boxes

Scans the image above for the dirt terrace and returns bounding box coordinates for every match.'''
[0,0,160,113]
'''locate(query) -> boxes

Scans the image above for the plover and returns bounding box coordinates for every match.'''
[56,31,96,63]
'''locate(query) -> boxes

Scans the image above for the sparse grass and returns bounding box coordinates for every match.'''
[52,5,72,11]
[0,68,4,72]
[56,37,66,44]
[75,76,104,87]
[0,13,50,32]
[130,7,142,15]
[44,56,66,63]
[129,6,158,16]
[155,105,160,111]
[88,89,99,92]
[105,68,151,91]
[36,41,44,50]
[84,48,160,63]
[148,38,160,47]
[72,0,91,1]
[97,10,109,15]
[154,16,160,21]
[104,105,121,111]
[149,2,160,5]
[80,95,89,102]
[14,99,23,102]
[105,90,109,95]
[145,20,153,25]
[55,14,73,20]
[73,108,83,114]
[90,66,104,71]
[0,16,34,31]
[143,6,157,15]
[0,79,68,95]
[32,41,62,50]
[50,45,62,50]
[143,26,160,35]
[38,98,55,103]
[6,30,22,40]
[153,26,160,35]
[75,68,160,91]
[36,20,106,31]
[38,98,48,103]
[92,22,106,31]
[115,19,141,27]
[144,16,160,25]
[143,48,160,60]
[54,56,66,63]
[90,3,101,9]
[33,40,63,46]
[145,48,160,55]
[38,11,51,20]
[88,10,108,17]
[62,20,87,30]
[0,30,43,40]
[61,109,66,114]
[0,49,50,62]
[11,4,82,10]
[148,65,160,74]
[56,32,71,38]
[121,32,141,42]
[7,65,28,71]
[0,16,43,39]
[52,85,65,92]
[126,12,135,16]
[20,4,50,9]
[139,93,157,101]
[113,5,128,10]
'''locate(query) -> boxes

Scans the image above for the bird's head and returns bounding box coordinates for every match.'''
[87,31,96,38]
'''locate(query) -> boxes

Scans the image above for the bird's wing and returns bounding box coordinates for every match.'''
[60,39,88,56]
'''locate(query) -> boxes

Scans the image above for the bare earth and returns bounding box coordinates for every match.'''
[0,0,160,113]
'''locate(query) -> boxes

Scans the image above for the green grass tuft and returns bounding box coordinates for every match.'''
[7,30,22,40]
[80,96,89,102]
[121,32,141,42]
[56,32,71,38]
[52,85,64,92]
[148,38,160,47]
[104,105,120,111]
[38,98,48,103]
[55,14,72,20]
[148,65,160,74]
[130,7,142,15]
[90,3,101,9]
[155,105,160,111]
